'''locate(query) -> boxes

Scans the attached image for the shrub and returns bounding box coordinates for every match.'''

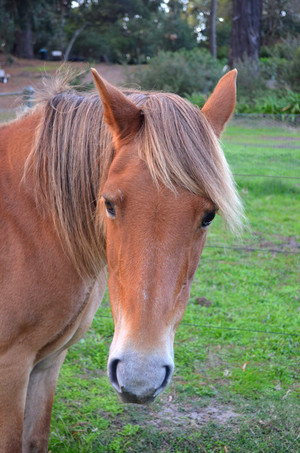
[235,90,300,118]
[256,91,300,115]
[269,36,300,61]
[259,57,297,90]
[184,92,207,109]
[259,37,300,92]
[288,47,300,92]
[233,55,267,98]
[187,88,300,120]
[128,49,224,96]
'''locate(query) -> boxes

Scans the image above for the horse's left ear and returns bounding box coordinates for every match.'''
[91,68,143,141]
[201,69,237,138]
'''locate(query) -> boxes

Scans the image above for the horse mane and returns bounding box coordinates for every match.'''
[25,74,243,279]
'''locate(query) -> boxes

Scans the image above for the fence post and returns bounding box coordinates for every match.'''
[23,86,34,108]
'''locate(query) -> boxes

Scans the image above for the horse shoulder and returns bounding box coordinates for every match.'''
[0,112,105,363]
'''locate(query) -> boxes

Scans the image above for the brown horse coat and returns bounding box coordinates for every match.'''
[0,69,241,452]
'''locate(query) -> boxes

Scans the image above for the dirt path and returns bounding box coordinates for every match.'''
[0,58,132,111]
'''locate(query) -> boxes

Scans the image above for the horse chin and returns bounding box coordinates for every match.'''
[117,390,156,405]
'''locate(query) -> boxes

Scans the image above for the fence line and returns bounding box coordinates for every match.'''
[233,112,300,125]
[97,315,299,337]
[233,173,300,180]
[0,86,34,108]
[204,245,299,255]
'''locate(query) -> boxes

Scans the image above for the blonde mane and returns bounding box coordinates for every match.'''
[26,79,243,278]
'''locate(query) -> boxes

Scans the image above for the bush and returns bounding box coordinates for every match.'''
[233,55,267,98]
[236,90,300,118]
[288,47,300,91]
[259,37,300,92]
[269,36,300,61]
[128,49,224,96]
[259,56,298,91]
[184,92,207,109]
[187,88,300,120]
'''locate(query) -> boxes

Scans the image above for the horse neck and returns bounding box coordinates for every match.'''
[32,101,108,278]
[0,110,41,193]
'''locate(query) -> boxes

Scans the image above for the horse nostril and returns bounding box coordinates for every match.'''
[153,365,173,397]
[108,358,121,392]
[161,365,172,389]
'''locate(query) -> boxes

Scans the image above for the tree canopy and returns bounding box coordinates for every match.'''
[0,0,299,64]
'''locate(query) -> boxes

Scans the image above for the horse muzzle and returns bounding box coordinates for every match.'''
[108,351,174,404]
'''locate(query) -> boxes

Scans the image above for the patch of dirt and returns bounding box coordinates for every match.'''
[149,401,239,428]
[195,297,212,307]
[0,57,136,111]
[122,397,239,430]
[250,232,300,253]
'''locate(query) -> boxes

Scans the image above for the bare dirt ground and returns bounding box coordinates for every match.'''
[0,57,131,111]
[119,394,240,431]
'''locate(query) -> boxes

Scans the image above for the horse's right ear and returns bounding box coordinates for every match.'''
[91,68,143,141]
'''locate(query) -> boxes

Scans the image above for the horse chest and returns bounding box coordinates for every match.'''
[34,275,106,367]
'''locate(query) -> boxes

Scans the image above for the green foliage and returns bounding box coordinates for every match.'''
[269,35,300,61]
[187,85,300,119]
[184,92,207,109]
[259,37,300,92]
[233,55,267,97]
[129,49,223,96]
[260,56,298,91]
[289,47,300,91]
[65,0,197,64]
[0,0,15,53]
[235,91,300,118]
[254,91,300,115]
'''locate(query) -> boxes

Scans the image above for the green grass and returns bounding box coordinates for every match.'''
[47,121,299,451]
[21,64,61,73]
[0,111,17,123]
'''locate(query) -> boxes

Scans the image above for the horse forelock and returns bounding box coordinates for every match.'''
[129,92,243,233]
[26,84,242,278]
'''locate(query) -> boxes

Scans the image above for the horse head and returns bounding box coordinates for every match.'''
[91,68,239,404]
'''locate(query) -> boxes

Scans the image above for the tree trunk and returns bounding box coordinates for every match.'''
[209,0,217,58]
[228,0,262,67]
[63,23,88,62]
[15,16,34,59]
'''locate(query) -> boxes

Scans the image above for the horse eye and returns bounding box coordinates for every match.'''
[201,211,215,228]
[104,199,116,218]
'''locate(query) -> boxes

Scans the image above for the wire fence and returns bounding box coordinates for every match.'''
[204,245,299,255]
[97,314,300,338]
[234,173,300,180]
[233,112,300,126]
[0,86,35,108]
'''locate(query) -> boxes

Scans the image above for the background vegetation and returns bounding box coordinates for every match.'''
[1,1,299,65]
[1,1,299,117]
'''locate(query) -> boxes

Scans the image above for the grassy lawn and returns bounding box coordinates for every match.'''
[47,121,300,452]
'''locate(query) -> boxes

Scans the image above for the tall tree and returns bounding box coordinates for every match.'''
[11,0,35,58]
[209,0,217,57]
[228,0,262,66]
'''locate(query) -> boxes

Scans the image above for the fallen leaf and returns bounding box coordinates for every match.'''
[242,362,248,371]
[282,389,291,400]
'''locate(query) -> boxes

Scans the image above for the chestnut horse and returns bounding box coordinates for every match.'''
[0,68,242,452]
